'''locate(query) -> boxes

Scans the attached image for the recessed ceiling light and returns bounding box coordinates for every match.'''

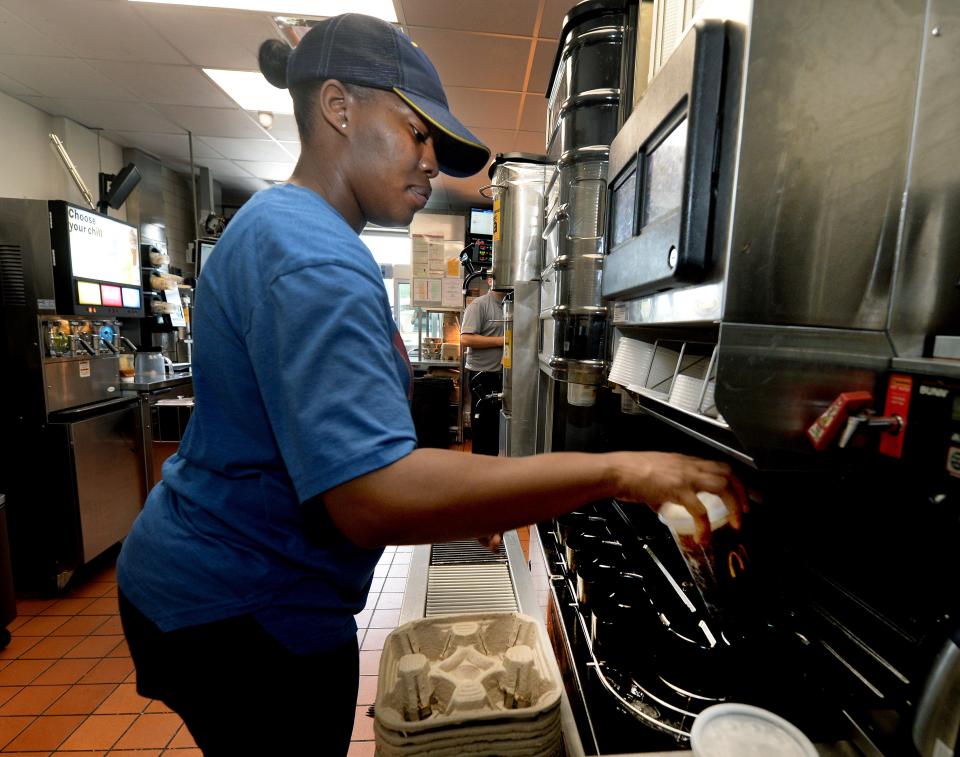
[204,69,294,114]
[257,110,275,129]
[129,0,398,22]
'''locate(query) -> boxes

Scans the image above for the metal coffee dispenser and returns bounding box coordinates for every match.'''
[512,1,960,755]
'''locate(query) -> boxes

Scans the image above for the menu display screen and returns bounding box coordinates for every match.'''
[66,206,140,286]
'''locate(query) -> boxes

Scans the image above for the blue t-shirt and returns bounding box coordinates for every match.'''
[117,184,417,654]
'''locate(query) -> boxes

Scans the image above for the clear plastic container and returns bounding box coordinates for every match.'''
[658,492,750,621]
[134,348,166,382]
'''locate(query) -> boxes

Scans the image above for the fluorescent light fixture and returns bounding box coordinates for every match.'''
[129,0,397,22]
[204,69,294,114]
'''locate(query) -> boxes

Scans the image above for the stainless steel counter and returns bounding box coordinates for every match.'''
[120,371,193,392]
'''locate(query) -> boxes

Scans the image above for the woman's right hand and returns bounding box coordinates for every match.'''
[606,451,748,543]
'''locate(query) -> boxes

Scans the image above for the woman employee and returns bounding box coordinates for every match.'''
[117,13,746,756]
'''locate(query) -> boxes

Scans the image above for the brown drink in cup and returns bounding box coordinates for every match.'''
[658,492,750,624]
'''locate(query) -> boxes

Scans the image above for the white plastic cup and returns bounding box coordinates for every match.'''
[691,703,817,757]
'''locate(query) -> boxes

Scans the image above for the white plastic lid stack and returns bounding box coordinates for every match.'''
[658,492,731,536]
[690,703,818,757]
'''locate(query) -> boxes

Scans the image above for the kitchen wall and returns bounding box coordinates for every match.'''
[0,90,126,220]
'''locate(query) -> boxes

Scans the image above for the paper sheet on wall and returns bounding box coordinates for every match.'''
[441,277,462,308]
[427,239,447,276]
[413,278,443,305]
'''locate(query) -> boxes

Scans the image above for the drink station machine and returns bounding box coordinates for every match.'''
[493,0,960,755]
[0,199,147,591]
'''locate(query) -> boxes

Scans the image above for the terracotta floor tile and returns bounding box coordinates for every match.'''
[348,741,376,757]
[102,586,118,598]
[356,675,378,706]
[90,617,124,636]
[0,684,69,716]
[0,659,56,686]
[78,658,133,685]
[0,686,22,707]
[58,713,136,750]
[0,715,34,749]
[94,683,149,715]
[67,581,114,599]
[45,684,117,716]
[381,577,407,592]
[33,658,99,686]
[108,750,161,757]
[358,650,381,676]
[0,635,40,660]
[112,712,181,749]
[360,627,392,651]
[166,723,197,749]
[41,598,96,616]
[20,636,85,659]
[7,616,31,633]
[15,598,57,616]
[5,713,84,751]
[2,751,53,757]
[49,751,104,757]
[164,749,201,756]
[64,636,123,659]
[50,616,110,637]
[123,670,137,683]
[143,699,171,714]
[351,706,374,741]
[107,640,130,659]
[375,593,404,610]
[369,609,400,628]
[78,598,119,617]
[15,616,69,637]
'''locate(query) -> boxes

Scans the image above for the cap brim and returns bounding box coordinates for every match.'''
[393,87,490,178]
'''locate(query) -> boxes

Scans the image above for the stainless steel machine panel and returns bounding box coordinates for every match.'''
[888,0,960,358]
[64,401,143,563]
[722,0,925,330]
[43,357,121,413]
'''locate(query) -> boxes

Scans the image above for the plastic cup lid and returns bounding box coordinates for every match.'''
[690,703,818,757]
[658,492,730,535]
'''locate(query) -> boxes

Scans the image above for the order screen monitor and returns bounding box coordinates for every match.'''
[195,238,217,278]
[49,201,143,317]
[469,207,494,237]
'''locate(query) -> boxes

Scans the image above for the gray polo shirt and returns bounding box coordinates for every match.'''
[462,293,504,372]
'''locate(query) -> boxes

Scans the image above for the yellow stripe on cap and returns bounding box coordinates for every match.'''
[393,87,490,156]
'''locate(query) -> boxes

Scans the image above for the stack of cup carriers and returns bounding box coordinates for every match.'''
[375,612,563,756]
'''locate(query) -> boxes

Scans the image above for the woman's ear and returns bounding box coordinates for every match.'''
[316,79,351,134]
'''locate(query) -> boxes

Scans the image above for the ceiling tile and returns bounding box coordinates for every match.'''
[166,157,255,179]
[198,137,291,162]
[0,71,39,98]
[445,172,495,209]
[20,97,183,133]
[407,28,529,91]
[0,0,187,64]
[132,4,279,70]
[152,105,268,139]
[513,130,547,154]
[541,0,573,40]
[528,39,557,96]
[85,61,234,108]
[235,160,295,182]
[256,112,299,141]
[469,127,516,157]
[101,131,223,161]
[0,6,62,57]
[0,54,137,101]
[520,95,547,132]
[445,87,521,131]
[223,175,271,194]
[399,0,539,36]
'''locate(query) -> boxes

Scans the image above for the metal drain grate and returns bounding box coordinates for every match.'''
[430,539,507,566]
[425,540,518,616]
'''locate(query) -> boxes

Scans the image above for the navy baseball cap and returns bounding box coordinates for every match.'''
[287,14,490,178]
